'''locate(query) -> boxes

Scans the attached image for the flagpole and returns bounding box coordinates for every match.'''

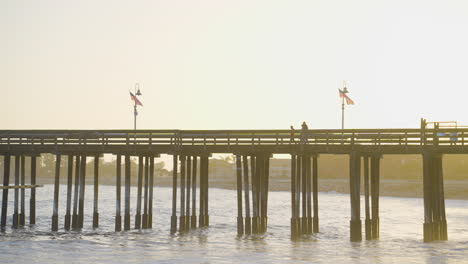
[341,97,345,130]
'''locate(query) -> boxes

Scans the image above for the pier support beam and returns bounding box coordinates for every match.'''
[13,155,20,228]
[124,155,131,231]
[243,155,251,235]
[1,154,11,229]
[72,156,80,229]
[349,152,362,242]
[65,155,74,230]
[135,156,143,229]
[363,155,371,240]
[142,156,149,229]
[20,156,25,226]
[236,154,244,235]
[115,155,122,231]
[290,154,298,238]
[93,155,100,228]
[370,154,381,240]
[78,155,87,228]
[312,155,319,233]
[148,156,154,229]
[191,156,197,229]
[199,155,209,227]
[185,156,192,231]
[179,155,186,233]
[170,155,178,234]
[52,155,61,231]
[29,156,37,225]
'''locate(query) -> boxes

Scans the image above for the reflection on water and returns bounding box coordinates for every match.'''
[0,185,467,263]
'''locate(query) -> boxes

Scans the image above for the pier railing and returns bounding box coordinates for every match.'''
[1,128,467,146]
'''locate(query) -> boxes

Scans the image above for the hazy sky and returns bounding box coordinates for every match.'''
[3,0,468,130]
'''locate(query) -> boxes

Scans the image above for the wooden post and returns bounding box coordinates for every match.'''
[1,154,11,229]
[422,152,433,242]
[251,155,258,234]
[186,156,191,231]
[437,154,448,240]
[142,156,149,229]
[13,155,20,229]
[72,155,80,229]
[52,154,61,231]
[20,155,25,226]
[312,155,319,233]
[179,155,186,232]
[349,152,362,242]
[191,156,197,229]
[431,154,441,241]
[306,155,312,234]
[204,156,209,226]
[78,155,86,228]
[236,154,244,235]
[262,155,270,233]
[148,156,154,229]
[296,154,302,235]
[92,155,99,228]
[65,155,73,230]
[171,154,178,234]
[29,156,37,225]
[363,155,371,240]
[115,155,122,231]
[301,155,308,235]
[242,155,251,235]
[290,154,297,238]
[370,154,380,240]
[135,156,143,229]
[124,155,131,231]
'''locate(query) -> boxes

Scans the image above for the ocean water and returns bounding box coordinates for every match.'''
[0,185,467,264]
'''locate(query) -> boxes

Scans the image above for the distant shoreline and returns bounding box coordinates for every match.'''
[36,177,468,200]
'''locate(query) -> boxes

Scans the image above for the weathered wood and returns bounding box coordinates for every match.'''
[437,155,448,240]
[65,155,73,230]
[198,155,204,227]
[312,155,319,233]
[115,155,122,231]
[13,156,20,229]
[186,156,191,231]
[148,156,154,229]
[422,152,433,242]
[290,154,297,238]
[135,156,143,229]
[171,154,178,234]
[78,155,86,228]
[20,155,25,226]
[29,156,37,225]
[52,155,61,231]
[295,154,302,235]
[72,155,80,229]
[204,156,209,226]
[1,155,11,228]
[179,155,186,232]
[236,155,244,235]
[263,155,270,233]
[242,155,251,235]
[142,156,149,229]
[364,156,371,240]
[124,155,131,231]
[93,155,99,228]
[349,152,362,242]
[191,156,197,229]
[370,155,380,240]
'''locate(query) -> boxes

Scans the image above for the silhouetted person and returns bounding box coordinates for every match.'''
[290,125,295,143]
[301,121,308,144]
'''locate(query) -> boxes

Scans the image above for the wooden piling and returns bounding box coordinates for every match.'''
[203,156,209,226]
[29,156,37,225]
[363,156,371,240]
[135,156,143,229]
[312,155,319,233]
[422,152,433,242]
[115,155,122,231]
[296,154,302,235]
[242,155,251,235]
[251,155,259,234]
[263,155,270,233]
[65,155,73,230]
[1,154,11,229]
[198,156,204,228]
[148,156,154,229]
[171,154,178,234]
[236,154,244,235]
[142,156,149,229]
[52,155,61,231]
[437,155,448,240]
[124,155,131,231]
[186,156,192,231]
[20,156,25,226]
[72,155,80,229]
[301,155,308,235]
[349,152,362,242]
[78,155,86,228]
[306,155,312,234]
[191,156,197,229]
[93,155,99,228]
[290,154,298,238]
[179,155,186,233]
[13,155,20,229]
[370,154,380,240]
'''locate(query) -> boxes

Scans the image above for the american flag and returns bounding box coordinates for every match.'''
[339,89,354,105]
[129,92,143,106]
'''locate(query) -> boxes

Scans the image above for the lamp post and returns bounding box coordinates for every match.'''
[341,82,349,130]
[133,83,142,131]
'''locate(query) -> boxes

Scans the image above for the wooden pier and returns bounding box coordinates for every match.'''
[0,119,463,242]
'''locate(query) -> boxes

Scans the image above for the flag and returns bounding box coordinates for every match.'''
[130,92,143,106]
[339,89,354,105]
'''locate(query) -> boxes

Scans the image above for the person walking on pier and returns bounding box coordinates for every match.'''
[290,125,296,144]
[301,121,309,144]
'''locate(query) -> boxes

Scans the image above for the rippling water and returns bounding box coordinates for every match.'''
[0,185,467,263]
